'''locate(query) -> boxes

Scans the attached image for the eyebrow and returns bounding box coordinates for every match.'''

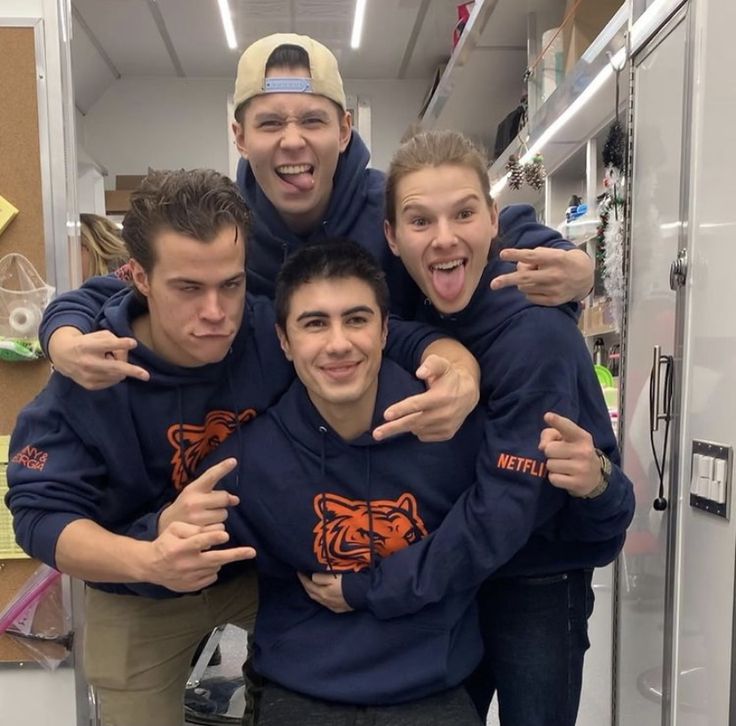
[295,305,375,322]
[168,271,245,286]
[253,108,331,122]
[401,193,481,214]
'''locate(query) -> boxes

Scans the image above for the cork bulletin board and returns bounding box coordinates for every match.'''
[0,25,57,662]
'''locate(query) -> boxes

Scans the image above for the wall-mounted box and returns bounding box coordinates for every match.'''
[104,190,132,214]
[562,0,625,72]
[115,175,146,191]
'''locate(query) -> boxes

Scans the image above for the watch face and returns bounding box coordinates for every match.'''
[596,448,612,481]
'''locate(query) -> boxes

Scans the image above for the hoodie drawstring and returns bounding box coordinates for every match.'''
[226,361,242,489]
[365,448,376,573]
[176,387,195,485]
[317,426,375,575]
[175,359,241,490]
[317,425,333,573]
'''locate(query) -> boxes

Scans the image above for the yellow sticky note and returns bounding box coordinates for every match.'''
[0,434,28,559]
[0,194,19,236]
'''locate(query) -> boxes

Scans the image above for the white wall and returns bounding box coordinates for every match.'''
[83,77,233,188]
[343,78,427,171]
[81,76,428,187]
[0,0,42,13]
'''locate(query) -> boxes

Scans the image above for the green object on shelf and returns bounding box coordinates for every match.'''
[594,363,614,388]
[0,337,43,362]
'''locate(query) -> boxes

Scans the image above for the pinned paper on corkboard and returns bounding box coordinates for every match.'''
[0,195,19,237]
[0,435,27,559]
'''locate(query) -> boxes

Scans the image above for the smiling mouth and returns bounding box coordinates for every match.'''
[321,362,360,379]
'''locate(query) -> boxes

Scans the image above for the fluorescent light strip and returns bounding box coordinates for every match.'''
[351,0,367,49]
[218,0,237,50]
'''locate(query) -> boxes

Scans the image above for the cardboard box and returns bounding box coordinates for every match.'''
[115,175,146,191]
[105,190,132,214]
[562,0,623,72]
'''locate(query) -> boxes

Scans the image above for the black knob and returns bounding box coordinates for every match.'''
[653,497,668,511]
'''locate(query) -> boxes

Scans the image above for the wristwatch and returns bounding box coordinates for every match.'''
[583,448,612,499]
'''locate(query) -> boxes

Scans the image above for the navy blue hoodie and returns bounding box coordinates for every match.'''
[341,205,635,618]
[206,360,485,705]
[237,131,423,317]
[8,290,437,597]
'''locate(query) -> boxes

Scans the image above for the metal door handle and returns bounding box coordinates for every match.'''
[650,346,672,432]
[669,248,688,290]
[651,345,662,431]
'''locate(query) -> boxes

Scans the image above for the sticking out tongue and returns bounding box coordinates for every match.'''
[279,171,314,192]
[430,262,466,302]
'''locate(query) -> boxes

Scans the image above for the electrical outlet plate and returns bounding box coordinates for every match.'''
[690,440,732,519]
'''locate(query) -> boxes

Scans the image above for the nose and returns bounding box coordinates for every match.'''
[325,324,352,355]
[432,217,458,248]
[199,290,226,323]
[280,120,307,150]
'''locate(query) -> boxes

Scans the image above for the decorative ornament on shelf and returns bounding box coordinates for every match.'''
[523,153,547,190]
[602,119,626,172]
[597,53,628,331]
[505,154,524,190]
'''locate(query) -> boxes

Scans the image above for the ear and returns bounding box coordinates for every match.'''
[396,493,418,518]
[316,492,358,519]
[338,110,352,153]
[384,220,401,258]
[487,200,501,258]
[489,199,500,238]
[275,324,292,361]
[232,121,247,158]
[380,316,388,350]
[129,258,151,298]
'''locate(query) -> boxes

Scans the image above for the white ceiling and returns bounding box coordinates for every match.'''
[71,0,481,114]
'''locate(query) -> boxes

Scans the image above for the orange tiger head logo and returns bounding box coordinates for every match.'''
[312,492,428,572]
[167,408,256,490]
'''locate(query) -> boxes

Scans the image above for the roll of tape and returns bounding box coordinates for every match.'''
[9,305,40,336]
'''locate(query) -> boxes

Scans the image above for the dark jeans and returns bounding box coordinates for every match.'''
[465,568,595,726]
[256,682,482,726]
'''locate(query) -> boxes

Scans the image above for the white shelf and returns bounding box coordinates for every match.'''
[419,0,531,150]
[557,217,599,247]
[581,324,618,338]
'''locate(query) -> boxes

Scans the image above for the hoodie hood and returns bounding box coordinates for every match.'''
[99,288,235,388]
[236,131,420,313]
[238,130,382,246]
[271,357,422,453]
[495,203,572,252]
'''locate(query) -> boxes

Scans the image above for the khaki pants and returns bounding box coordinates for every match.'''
[84,571,258,726]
